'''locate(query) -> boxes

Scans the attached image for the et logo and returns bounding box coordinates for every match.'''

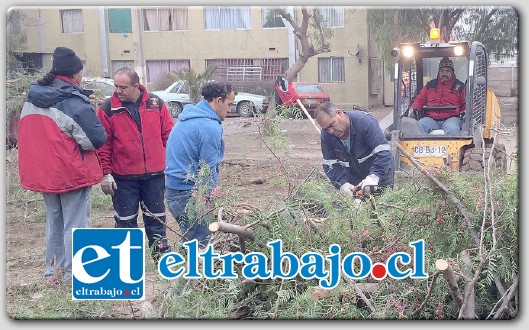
[72,228,145,300]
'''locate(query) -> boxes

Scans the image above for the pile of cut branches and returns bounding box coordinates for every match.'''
[153,159,518,319]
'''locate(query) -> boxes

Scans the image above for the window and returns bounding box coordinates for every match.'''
[318,57,345,83]
[262,7,286,28]
[111,60,134,77]
[108,8,132,33]
[60,9,83,33]
[19,53,44,72]
[226,67,262,82]
[206,58,288,82]
[142,7,188,31]
[146,59,190,85]
[204,6,251,30]
[317,6,344,28]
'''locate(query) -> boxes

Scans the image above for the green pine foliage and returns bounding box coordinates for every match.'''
[158,166,518,319]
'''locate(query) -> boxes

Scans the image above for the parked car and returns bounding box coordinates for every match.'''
[292,82,331,117]
[6,77,115,149]
[152,80,271,118]
[82,77,115,106]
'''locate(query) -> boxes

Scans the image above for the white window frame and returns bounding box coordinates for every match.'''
[142,7,188,32]
[204,6,252,30]
[145,59,190,84]
[319,57,345,83]
[317,6,344,28]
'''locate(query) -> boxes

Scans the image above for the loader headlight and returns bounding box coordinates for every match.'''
[453,46,464,56]
[402,45,414,58]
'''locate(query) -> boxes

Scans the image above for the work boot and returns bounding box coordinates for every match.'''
[151,237,171,265]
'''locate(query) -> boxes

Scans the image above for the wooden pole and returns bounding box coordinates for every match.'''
[296,99,321,134]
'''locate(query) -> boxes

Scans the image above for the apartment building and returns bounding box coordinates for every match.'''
[9,6,390,109]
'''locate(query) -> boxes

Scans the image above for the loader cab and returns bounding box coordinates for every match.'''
[387,35,494,171]
[393,41,472,138]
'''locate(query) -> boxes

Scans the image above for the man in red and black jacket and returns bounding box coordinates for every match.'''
[409,57,466,135]
[96,67,174,262]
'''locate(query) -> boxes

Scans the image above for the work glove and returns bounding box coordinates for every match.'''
[339,182,355,197]
[360,174,379,195]
[101,174,117,196]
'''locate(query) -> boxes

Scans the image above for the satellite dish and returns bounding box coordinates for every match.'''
[354,44,360,56]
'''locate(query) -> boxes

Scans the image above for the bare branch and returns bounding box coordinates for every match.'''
[343,277,376,313]
[490,275,519,319]
[393,142,479,244]
[412,271,441,317]
[141,201,183,239]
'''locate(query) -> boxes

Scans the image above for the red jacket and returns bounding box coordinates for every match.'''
[96,85,174,176]
[411,77,466,120]
[18,78,106,193]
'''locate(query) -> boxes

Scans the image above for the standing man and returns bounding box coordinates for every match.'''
[409,56,466,135]
[314,102,394,197]
[96,67,174,262]
[165,81,236,249]
[18,46,107,281]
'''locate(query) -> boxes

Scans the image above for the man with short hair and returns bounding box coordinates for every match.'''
[314,102,394,197]
[96,67,174,262]
[18,46,107,281]
[165,81,236,249]
[410,56,466,135]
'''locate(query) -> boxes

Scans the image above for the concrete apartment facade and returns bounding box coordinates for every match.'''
[11,6,390,110]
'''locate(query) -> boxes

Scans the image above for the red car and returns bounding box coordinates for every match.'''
[292,82,331,117]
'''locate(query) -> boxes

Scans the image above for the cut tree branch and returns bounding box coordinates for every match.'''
[435,259,463,309]
[491,275,519,320]
[393,142,479,245]
[208,221,254,239]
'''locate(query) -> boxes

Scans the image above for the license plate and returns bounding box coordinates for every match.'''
[413,145,447,157]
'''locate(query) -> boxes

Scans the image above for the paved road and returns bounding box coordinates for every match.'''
[377,109,393,131]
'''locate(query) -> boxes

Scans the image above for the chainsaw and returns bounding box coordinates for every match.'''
[352,184,383,228]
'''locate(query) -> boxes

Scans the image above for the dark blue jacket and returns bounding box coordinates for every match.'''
[321,110,394,189]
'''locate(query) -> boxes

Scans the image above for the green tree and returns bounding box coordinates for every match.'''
[6,9,28,76]
[453,7,518,63]
[367,7,518,74]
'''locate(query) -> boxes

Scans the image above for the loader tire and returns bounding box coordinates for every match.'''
[460,144,507,173]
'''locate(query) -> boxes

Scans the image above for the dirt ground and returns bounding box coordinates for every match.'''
[3,104,518,318]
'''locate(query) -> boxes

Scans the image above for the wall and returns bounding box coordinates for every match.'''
[488,66,518,97]
[300,8,370,110]
[15,6,375,110]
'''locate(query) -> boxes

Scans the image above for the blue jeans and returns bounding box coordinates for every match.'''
[418,116,461,135]
[165,187,212,248]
